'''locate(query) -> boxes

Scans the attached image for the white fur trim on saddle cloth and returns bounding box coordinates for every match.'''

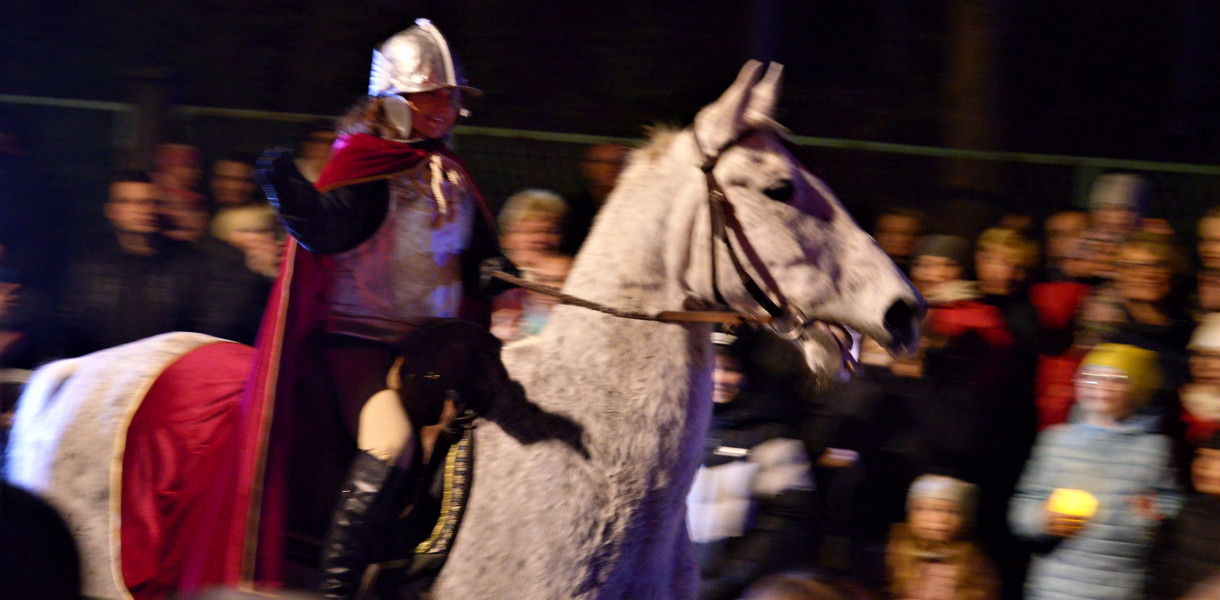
[5,332,223,600]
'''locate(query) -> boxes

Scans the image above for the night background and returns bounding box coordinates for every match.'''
[1,0,1219,247]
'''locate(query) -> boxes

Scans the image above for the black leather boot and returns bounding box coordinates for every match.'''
[319,449,415,600]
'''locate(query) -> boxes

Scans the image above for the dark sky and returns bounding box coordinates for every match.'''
[1,0,1217,161]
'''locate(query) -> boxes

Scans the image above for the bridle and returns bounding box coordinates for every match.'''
[699,128,817,339]
[489,127,816,339]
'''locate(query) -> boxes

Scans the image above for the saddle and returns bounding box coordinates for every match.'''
[327,318,500,600]
[360,417,475,599]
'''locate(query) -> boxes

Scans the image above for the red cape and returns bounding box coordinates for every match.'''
[198,133,497,589]
[315,133,428,192]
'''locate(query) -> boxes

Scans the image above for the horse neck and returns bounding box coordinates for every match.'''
[562,134,708,315]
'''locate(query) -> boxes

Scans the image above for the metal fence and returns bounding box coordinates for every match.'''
[4,94,1220,253]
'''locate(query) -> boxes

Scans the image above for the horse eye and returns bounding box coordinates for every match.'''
[763,180,794,202]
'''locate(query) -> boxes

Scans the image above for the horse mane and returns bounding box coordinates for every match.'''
[636,125,684,163]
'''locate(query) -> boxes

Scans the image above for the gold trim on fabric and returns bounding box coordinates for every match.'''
[414,431,471,554]
[240,239,297,583]
[108,336,220,600]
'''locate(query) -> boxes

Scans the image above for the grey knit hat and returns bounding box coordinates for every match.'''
[913,234,972,268]
[906,474,978,522]
[1088,173,1151,214]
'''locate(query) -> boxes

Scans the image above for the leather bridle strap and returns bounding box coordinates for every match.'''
[700,132,811,339]
[486,269,769,326]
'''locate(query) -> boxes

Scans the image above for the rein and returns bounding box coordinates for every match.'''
[490,128,810,333]
[487,269,770,326]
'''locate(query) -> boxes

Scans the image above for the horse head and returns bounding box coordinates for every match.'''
[689,60,925,380]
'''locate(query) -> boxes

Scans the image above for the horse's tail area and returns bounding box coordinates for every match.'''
[4,332,230,599]
[4,356,83,487]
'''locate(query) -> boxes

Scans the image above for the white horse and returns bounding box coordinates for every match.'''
[430,61,922,599]
[5,61,922,600]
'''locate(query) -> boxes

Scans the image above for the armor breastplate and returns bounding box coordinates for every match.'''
[319,154,475,343]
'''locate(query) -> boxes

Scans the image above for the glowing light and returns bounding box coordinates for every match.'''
[1047,488,1098,519]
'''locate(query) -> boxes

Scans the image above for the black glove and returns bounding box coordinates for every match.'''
[253,146,299,205]
[478,255,519,300]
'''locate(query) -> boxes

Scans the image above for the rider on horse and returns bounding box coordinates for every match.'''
[254,19,508,599]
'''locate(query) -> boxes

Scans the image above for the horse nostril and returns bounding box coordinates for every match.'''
[883,298,925,354]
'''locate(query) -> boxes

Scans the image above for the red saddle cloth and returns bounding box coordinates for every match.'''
[120,340,255,600]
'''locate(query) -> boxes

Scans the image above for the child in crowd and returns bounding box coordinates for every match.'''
[1086,173,1148,243]
[1041,210,1088,283]
[886,474,999,600]
[1195,206,1220,272]
[1191,269,1220,322]
[1151,432,1220,600]
[1009,343,1182,600]
[686,332,818,600]
[1181,315,1220,446]
[496,187,567,270]
[490,252,573,342]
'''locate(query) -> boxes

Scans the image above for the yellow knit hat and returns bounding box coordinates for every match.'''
[1079,343,1161,408]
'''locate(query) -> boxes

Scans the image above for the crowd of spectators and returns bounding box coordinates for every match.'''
[791,172,1220,600]
[677,171,1220,599]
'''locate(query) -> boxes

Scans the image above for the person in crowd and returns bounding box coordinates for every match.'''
[497,187,567,270]
[490,251,572,342]
[910,234,974,299]
[972,227,1041,600]
[561,142,628,254]
[1151,431,1220,600]
[1041,210,1089,283]
[154,143,210,244]
[872,206,928,276]
[686,331,819,600]
[997,212,1036,240]
[975,227,1039,346]
[56,171,212,356]
[1189,207,1220,321]
[293,120,338,185]
[208,156,262,210]
[1087,173,1149,242]
[203,203,283,344]
[1010,343,1182,600]
[1180,315,1220,446]
[1030,227,1101,431]
[155,160,281,346]
[1191,269,1220,322]
[1105,231,1192,434]
[911,233,1017,479]
[886,474,999,600]
[250,19,504,596]
[1195,206,1220,273]
[210,203,283,279]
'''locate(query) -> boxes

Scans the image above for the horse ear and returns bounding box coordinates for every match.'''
[693,60,766,160]
[744,62,783,126]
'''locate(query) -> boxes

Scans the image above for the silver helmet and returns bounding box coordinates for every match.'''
[369,19,482,99]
